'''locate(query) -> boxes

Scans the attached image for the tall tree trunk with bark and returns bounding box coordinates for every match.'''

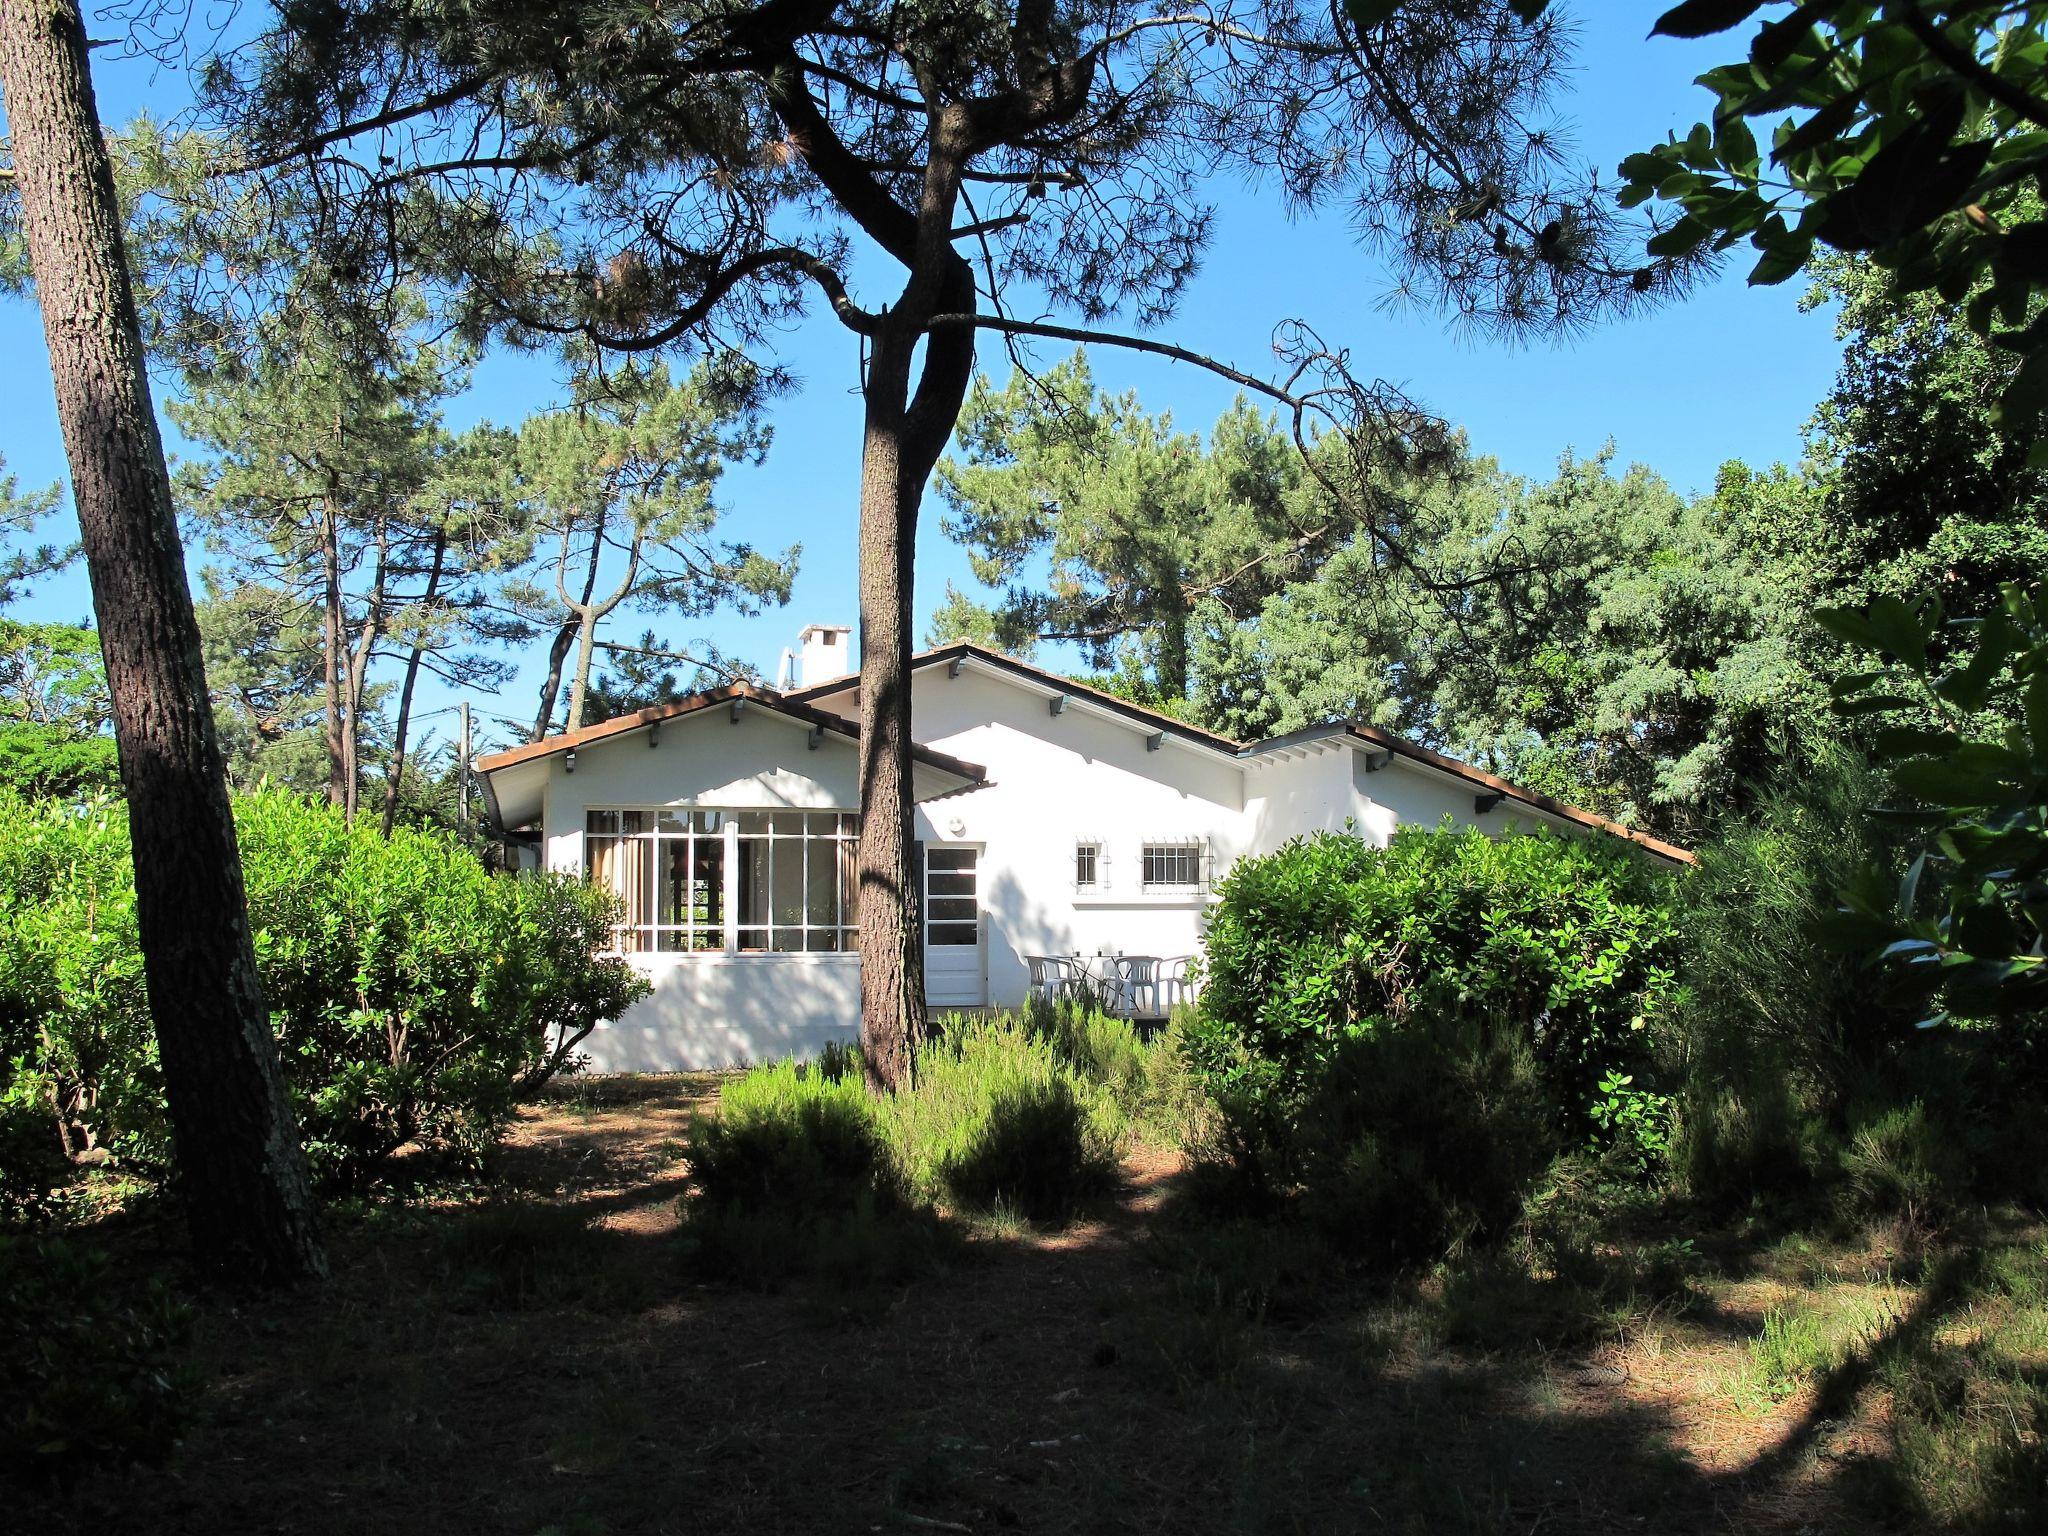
[852,234,977,1090]
[563,534,639,732]
[381,525,446,837]
[530,514,601,741]
[853,325,923,1092]
[320,495,347,807]
[341,514,390,823]
[0,0,324,1282]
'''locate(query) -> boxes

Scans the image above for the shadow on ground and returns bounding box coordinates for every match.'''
[20,1079,2038,1536]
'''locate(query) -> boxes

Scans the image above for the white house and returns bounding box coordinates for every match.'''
[476,626,1691,1072]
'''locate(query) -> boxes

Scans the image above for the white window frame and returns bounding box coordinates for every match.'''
[1140,838,1206,892]
[1074,839,1102,891]
[585,806,860,956]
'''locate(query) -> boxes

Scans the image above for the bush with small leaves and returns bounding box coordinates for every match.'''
[678,1059,947,1286]
[0,788,647,1206]
[1292,1012,1560,1267]
[1191,824,1680,1190]
[0,1235,191,1489]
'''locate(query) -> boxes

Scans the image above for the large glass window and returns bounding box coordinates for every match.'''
[736,810,859,953]
[586,808,856,954]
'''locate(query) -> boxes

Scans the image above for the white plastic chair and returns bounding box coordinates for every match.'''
[1026,954,1078,1005]
[1154,956,1193,1013]
[1116,955,1163,1018]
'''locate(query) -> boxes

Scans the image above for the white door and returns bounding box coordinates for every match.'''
[923,845,985,1007]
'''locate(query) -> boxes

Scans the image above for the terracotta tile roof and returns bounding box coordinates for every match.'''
[473,681,987,784]
[1333,723,1695,865]
[784,640,1247,757]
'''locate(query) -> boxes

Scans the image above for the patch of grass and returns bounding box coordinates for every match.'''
[0,1234,193,1489]
[1841,1237,2048,1532]
[1433,1255,1609,1352]
[434,1199,632,1310]
[1727,1286,1905,1414]
[1865,1341,2048,1533]
[680,1198,955,1291]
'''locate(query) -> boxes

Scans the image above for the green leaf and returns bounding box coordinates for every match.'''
[1834,692,1919,717]
[2026,672,2048,763]
[1647,216,1714,258]
[1865,594,1930,669]
[1774,90,1863,161]
[1652,0,1767,40]
[1815,606,1886,651]
[1873,726,1961,760]
[1748,241,1810,286]
[1995,348,2048,427]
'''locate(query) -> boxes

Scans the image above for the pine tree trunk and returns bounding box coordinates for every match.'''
[566,609,601,731]
[531,519,603,741]
[381,527,446,838]
[854,326,924,1092]
[341,515,390,824]
[320,496,347,806]
[852,243,977,1092]
[0,0,324,1282]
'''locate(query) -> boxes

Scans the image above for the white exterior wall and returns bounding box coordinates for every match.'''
[814,665,1246,1013]
[535,707,866,1071]
[1243,743,1356,855]
[1244,736,1605,857]
[515,664,1634,1073]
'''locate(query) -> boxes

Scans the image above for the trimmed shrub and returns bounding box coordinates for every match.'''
[886,1016,1127,1223]
[1024,996,1211,1147]
[678,1060,946,1286]
[0,788,647,1207]
[0,1235,191,1489]
[1190,824,1680,1185]
[686,1059,903,1216]
[1292,1013,1559,1266]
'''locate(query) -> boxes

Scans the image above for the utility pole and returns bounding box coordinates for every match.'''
[457,700,471,835]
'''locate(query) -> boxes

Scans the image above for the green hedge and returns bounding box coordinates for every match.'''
[1189,825,1682,1199]
[0,788,646,1211]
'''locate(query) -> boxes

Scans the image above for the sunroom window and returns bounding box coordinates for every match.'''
[735,810,859,953]
[586,808,857,954]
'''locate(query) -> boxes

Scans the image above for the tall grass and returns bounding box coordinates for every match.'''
[677,1011,1180,1280]
[886,1015,1126,1223]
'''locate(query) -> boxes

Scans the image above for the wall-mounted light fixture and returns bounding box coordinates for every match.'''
[564,748,577,774]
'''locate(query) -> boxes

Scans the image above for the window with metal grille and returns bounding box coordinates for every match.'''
[1141,841,1203,890]
[1074,841,1100,888]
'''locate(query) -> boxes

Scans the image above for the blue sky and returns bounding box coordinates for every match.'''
[1,7,1847,752]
